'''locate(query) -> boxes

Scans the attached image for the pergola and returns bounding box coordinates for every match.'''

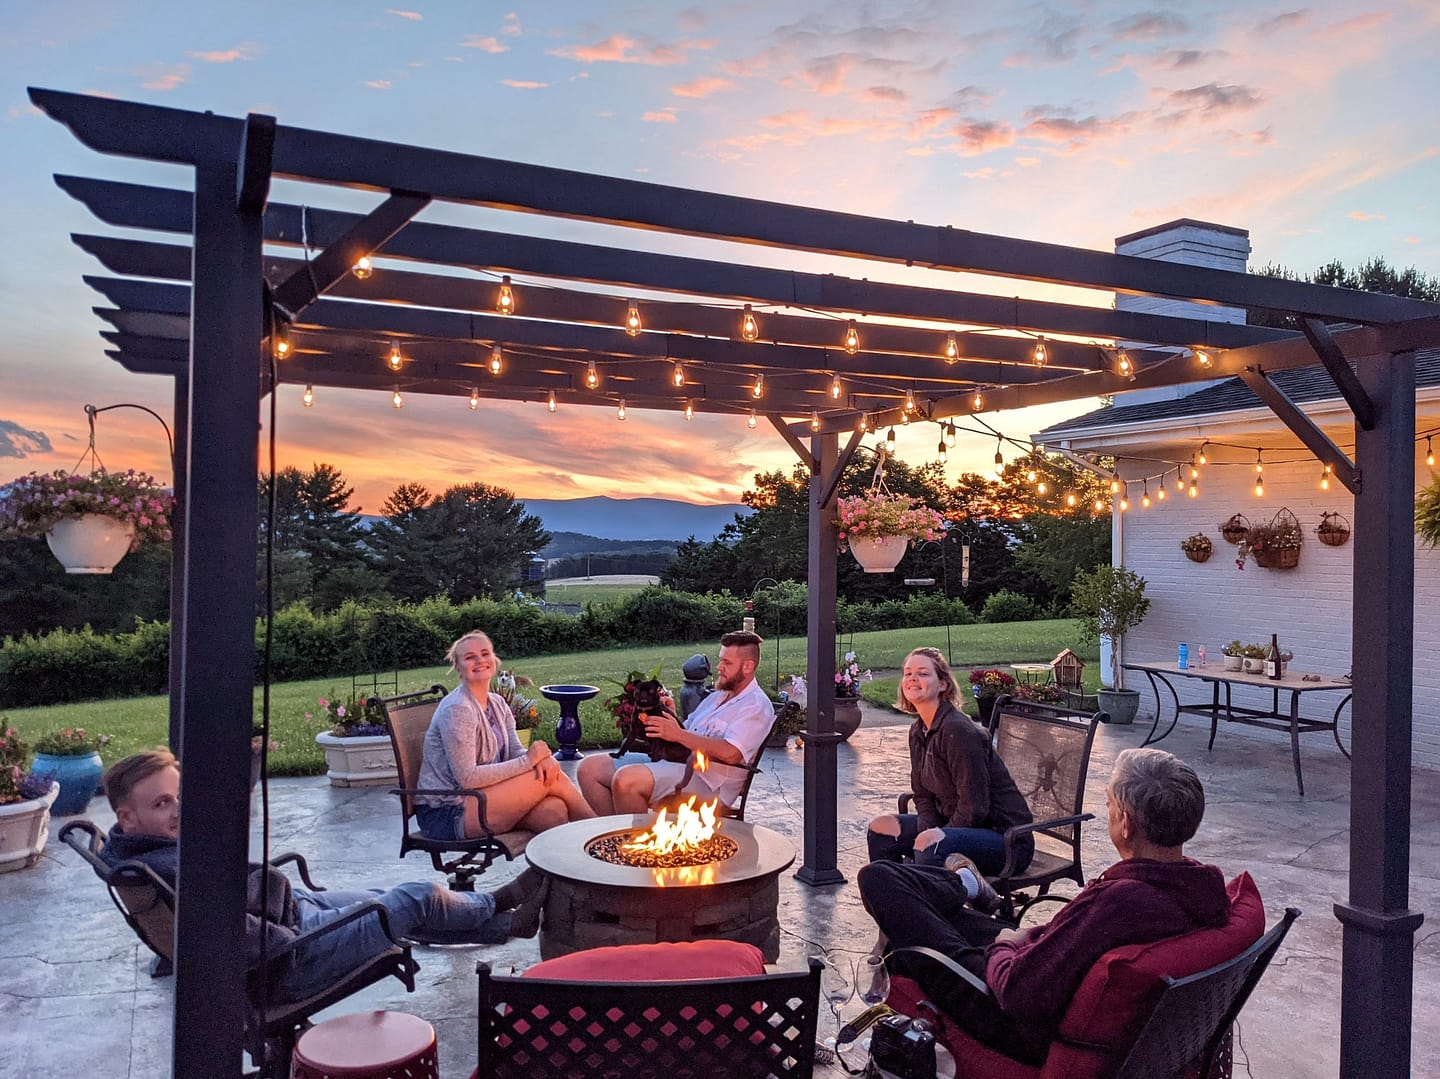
[31,86,1435,1078]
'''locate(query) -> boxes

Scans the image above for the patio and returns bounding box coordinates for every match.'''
[4,704,1437,1078]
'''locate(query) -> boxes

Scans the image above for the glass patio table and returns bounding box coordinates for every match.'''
[1123,661,1352,796]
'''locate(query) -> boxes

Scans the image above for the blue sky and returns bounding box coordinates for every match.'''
[2,1,1436,508]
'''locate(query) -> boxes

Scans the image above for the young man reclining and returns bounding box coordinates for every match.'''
[857,747,1231,1065]
[100,748,544,1002]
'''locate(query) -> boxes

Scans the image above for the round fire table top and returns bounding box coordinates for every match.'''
[525,813,795,889]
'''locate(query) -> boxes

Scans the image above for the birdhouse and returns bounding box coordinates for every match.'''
[1051,648,1085,689]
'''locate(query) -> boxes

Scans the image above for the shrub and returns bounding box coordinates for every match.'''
[981,589,1041,624]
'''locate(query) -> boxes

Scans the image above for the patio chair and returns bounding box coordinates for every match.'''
[884,874,1297,1079]
[900,700,1101,920]
[475,941,823,1078]
[59,819,420,1078]
[375,684,533,892]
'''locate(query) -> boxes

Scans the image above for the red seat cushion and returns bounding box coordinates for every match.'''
[521,939,767,982]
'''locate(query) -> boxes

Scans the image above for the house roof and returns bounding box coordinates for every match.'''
[1037,347,1440,442]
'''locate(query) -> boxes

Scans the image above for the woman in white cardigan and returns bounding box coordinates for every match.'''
[415,631,596,839]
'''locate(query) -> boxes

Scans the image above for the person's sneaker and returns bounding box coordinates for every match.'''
[507,873,549,939]
[492,867,542,913]
[943,853,1000,913]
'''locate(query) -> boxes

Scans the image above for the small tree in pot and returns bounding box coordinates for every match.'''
[1070,564,1151,724]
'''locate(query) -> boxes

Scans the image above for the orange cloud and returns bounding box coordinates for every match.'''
[387,9,423,20]
[1348,211,1387,221]
[187,43,259,63]
[461,35,509,53]
[672,75,733,98]
[502,79,547,89]
[136,63,190,91]
[501,13,522,37]
[642,109,678,123]
[950,119,1017,156]
[549,35,713,66]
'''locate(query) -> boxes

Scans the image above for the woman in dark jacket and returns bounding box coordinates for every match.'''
[866,647,1033,875]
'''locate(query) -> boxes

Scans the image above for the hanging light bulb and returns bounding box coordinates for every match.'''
[859,414,870,433]
[1255,449,1264,474]
[273,334,290,360]
[1066,492,1077,508]
[1116,349,1136,378]
[1141,481,1151,509]
[469,387,480,411]
[617,398,627,420]
[811,410,821,432]
[489,345,503,376]
[1255,473,1264,497]
[944,333,960,363]
[844,320,860,355]
[1428,436,1435,467]
[1319,465,1330,492]
[885,427,897,454]
[302,384,314,408]
[1026,469,1038,483]
[971,388,984,411]
[1110,478,1121,494]
[1157,477,1167,500]
[740,304,759,342]
[945,423,957,449]
[1195,349,1213,368]
[672,362,685,388]
[1190,462,1200,481]
[830,374,843,400]
[1094,498,1105,513]
[1120,496,1129,512]
[624,300,642,337]
[747,408,757,429]
[388,341,403,371]
[752,372,765,399]
[547,389,557,413]
[1175,471,1186,491]
[900,409,910,425]
[392,388,404,409]
[1037,480,1048,495]
[585,359,599,389]
[497,275,515,314]
[1032,336,1048,367]
[1188,480,1199,499]
[352,256,373,280]
[904,387,916,413]
[994,439,1004,476]
[1197,443,1208,466]
[684,399,694,421]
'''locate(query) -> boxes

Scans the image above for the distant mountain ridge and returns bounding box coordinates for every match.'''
[521,496,746,542]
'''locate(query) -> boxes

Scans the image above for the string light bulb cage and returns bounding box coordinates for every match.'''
[835,446,945,573]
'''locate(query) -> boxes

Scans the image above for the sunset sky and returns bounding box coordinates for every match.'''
[2,2,1436,511]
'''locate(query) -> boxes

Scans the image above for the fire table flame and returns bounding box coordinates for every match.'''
[623,794,721,857]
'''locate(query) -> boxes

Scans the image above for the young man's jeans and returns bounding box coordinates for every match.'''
[277,880,511,1001]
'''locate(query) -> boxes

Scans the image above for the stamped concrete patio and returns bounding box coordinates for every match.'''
[2,703,1436,1078]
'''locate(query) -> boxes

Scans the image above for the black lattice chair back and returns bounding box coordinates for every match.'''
[1113,907,1301,1079]
[476,958,822,1078]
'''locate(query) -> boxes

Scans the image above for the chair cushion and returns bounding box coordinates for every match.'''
[522,940,767,982]
[888,974,1041,1079]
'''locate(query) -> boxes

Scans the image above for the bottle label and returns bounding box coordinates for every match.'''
[1265,660,1277,677]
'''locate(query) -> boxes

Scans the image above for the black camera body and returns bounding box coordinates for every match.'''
[869,1013,936,1079]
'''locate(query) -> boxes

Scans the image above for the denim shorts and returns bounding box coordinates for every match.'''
[415,802,466,841]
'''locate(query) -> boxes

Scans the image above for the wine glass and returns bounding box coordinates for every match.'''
[857,954,891,1008]
[814,954,855,1052]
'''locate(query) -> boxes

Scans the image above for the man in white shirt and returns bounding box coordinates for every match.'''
[578,631,774,814]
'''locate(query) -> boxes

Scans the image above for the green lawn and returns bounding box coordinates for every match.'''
[1,619,1096,776]
[539,582,651,606]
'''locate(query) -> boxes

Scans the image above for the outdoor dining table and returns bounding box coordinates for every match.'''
[1123,661,1352,796]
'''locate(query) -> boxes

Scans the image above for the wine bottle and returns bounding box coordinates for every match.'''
[1265,634,1280,680]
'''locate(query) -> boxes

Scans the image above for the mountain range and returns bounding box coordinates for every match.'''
[520,496,747,542]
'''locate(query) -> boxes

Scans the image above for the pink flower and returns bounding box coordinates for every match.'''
[336,705,346,717]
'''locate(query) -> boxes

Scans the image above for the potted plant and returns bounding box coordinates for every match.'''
[767,697,806,748]
[1221,641,1245,672]
[31,726,109,815]
[0,468,173,574]
[1316,511,1351,547]
[1417,472,1440,548]
[1247,508,1303,569]
[832,651,871,740]
[311,692,396,787]
[1070,564,1151,724]
[1242,644,1267,674]
[836,491,944,573]
[1179,532,1213,563]
[0,726,60,873]
[967,668,1019,729]
[496,670,543,747]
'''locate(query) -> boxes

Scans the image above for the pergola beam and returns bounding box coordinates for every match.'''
[1236,367,1361,493]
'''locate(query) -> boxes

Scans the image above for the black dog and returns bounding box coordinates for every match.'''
[610,678,691,763]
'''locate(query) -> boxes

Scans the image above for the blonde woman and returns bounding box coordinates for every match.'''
[416,631,595,840]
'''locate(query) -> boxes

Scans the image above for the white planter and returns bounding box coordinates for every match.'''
[849,535,908,573]
[314,732,397,787]
[0,782,59,873]
[1242,657,1264,674]
[1223,655,1243,671]
[45,514,136,574]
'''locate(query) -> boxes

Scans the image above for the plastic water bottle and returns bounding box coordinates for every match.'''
[1178,643,1189,669]
[1198,646,1207,668]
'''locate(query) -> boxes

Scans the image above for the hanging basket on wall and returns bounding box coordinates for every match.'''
[1249,507,1302,570]
[1219,514,1251,545]
[1316,511,1351,547]
[1179,533,1213,563]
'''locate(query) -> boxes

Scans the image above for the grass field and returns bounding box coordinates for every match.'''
[539,581,652,606]
[1,619,1097,776]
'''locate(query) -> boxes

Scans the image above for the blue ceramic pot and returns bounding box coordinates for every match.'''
[33,751,104,815]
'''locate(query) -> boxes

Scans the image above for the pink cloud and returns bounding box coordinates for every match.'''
[1348,211,1387,221]
[387,9,423,20]
[950,119,1017,155]
[364,80,392,90]
[501,14,522,37]
[461,35,509,53]
[136,63,190,92]
[862,85,907,104]
[672,75,733,98]
[502,79,548,89]
[1159,82,1264,119]
[1256,10,1309,35]
[549,35,714,66]
[643,109,678,123]
[187,43,259,63]
[1312,11,1393,40]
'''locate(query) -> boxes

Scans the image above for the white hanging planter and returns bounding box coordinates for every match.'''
[314,731,397,787]
[45,514,136,574]
[850,534,909,573]
[0,782,59,873]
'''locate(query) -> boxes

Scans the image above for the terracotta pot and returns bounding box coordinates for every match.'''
[45,514,136,575]
[849,535,908,573]
[0,782,58,873]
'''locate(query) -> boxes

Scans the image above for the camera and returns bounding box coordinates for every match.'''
[869,1013,936,1078]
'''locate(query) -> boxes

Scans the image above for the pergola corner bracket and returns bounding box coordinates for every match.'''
[1302,318,1378,430]
[819,427,865,507]
[1238,366,1361,494]
[767,415,818,473]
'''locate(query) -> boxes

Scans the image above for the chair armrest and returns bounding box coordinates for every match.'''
[388,786,497,829]
[261,899,401,967]
[996,813,1094,878]
[888,946,991,998]
[269,852,323,892]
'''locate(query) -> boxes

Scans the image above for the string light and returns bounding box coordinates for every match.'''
[1032,336,1048,368]
[547,390,557,413]
[830,374,843,400]
[904,388,916,414]
[1188,479,1198,499]
[585,360,600,389]
[1141,481,1151,509]
[844,320,860,355]
[672,362,685,388]
[489,345,503,376]
[624,300,642,337]
[1094,498,1105,512]
[751,372,765,399]
[273,334,290,360]
[1197,443,1208,466]
[937,437,947,463]
[1320,464,1330,491]
[945,423,957,449]
[1157,477,1167,501]
[971,388,984,411]
[392,388,403,409]
[944,333,960,363]
[497,275,515,315]
[1110,478,1121,494]
[1428,436,1435,467]
[1175,471,1186,491]
[469,387,480,411]
[811,410,821,432]
[388,341,403,371]
[1255,449,1264,474]
[1026,469,1037,483]
[859,414,870,433]
[900,409,910,425]
[1066,492,1077,507]
[351,256,373,280]
[994,438,1004,476]
[1119,496,1129,512]
[1116,349,1137,379]
[1255,472,1264,497]
[302,384,314,408]
[748,408,757,429]
[740,304,759,341]
[1195,349,1213,368]
[1190,462,1200,482]
[885,427,897,454]
[684,399,693,421]
[1037,480,1048,495]
[617,398,627,421]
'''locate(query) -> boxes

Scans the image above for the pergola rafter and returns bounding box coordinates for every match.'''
[30,84,1436,1079]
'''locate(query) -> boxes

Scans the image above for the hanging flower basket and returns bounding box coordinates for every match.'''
[0,469,173,575]
[1179,532,1213,563]
[1219,514,1251,545]
[1316,511,1351,547]
[849,534,909,572]
[1249,507,1303,570]
[45,515,137,574]
[836,455,944,575]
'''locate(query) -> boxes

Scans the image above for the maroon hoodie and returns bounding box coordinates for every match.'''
[985,857,1229,1037]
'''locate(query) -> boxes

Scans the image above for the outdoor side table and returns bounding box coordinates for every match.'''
[1009,663,1053,685]
[291,1010,439,1079]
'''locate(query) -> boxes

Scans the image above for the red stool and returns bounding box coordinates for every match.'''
[291,1011,439,1079]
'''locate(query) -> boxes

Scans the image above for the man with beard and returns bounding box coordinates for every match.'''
[577,631,773,814]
